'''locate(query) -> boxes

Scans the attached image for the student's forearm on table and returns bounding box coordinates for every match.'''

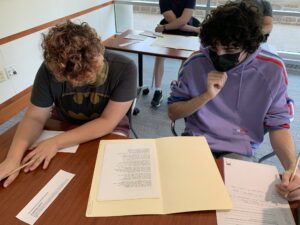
[168,93,211,121]
[270,129,297,170]
[179,25,199,33]
[163,8,193,30]
[51,117,118,150]
[6,116,46,163]
[165,18,187,30]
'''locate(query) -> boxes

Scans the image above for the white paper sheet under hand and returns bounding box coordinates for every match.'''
[139,31,163,38]
[217,158,295,225]
[124,34,147,41]
[151,34,200,51]
[34,130,79,153]
[16,170,75,225]
[98,143,161,201]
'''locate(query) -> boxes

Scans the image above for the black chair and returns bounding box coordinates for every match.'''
[128,99,138,138]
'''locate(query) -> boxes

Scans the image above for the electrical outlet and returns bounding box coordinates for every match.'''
[5,65,18,79]
[0,70,7,83]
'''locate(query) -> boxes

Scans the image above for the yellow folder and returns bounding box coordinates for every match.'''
[86,136,232,217]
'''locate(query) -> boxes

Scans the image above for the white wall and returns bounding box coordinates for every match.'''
[115,4,134,33]
[0,0,116,103]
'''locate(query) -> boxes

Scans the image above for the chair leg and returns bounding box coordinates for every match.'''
[131,127,138,138]
[171,121,178,136]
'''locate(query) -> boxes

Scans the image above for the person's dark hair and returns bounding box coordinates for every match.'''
[42,21,105,85]
[255,0,273,17]
[200,1,264,53]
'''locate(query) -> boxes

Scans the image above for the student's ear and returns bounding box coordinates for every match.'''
[262,16,273,35]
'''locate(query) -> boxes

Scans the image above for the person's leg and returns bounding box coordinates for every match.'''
[151,57,165,108]
[153,56,165,88]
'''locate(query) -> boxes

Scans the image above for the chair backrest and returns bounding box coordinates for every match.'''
[126,98,138,138]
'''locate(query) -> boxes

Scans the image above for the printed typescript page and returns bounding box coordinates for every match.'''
[98,143,161,201]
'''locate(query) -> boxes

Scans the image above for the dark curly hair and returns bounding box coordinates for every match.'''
[200,1,264,53]
[42,21,105,86]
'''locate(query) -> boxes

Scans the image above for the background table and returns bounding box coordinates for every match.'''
[103,29,198,88]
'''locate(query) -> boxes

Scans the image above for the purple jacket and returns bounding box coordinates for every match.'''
[168,47,292,156]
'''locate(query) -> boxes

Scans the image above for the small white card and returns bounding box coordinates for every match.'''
[35,130,79,153]
[16,170,75,225]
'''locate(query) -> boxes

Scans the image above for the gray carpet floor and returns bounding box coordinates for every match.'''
[1,52,299,173]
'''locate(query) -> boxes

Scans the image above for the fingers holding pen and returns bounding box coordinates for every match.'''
[277,169,300,200]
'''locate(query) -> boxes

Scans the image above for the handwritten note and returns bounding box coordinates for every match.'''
[97,143,161,201]
[16,170,75,225]
[217,158,295,225]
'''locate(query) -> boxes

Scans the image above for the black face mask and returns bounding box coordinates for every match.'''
[209,49,241,72]
[262,33,270,43]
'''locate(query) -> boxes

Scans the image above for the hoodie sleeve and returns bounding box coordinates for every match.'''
[167,67,192,104]
[264,70,291,130]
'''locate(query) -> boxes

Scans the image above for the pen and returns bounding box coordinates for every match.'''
[284,152,300,198]
[1,157,38,180]
[290,153,300,181]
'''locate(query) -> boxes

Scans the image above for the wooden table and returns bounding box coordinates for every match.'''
[0,121,298,225]
[103,29,197,88]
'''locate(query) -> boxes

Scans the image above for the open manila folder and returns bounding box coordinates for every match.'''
[86,136,232,217]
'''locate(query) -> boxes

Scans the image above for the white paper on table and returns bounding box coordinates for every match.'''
[124,34,147,41]
[34,130,78,153]
[119,40,140,47]
[217,158,296,225]
[139,31,163,38]
[16,170,75,225]
[97,143,161,201]
[151,34,200,51]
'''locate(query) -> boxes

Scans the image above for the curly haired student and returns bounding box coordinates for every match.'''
[0,21,137,187]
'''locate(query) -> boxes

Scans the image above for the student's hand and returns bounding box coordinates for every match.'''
[206,71,227,99]
[194,26,201,34]
[276,170,300,201]
[0,158,21,188]
[155,24,165,33]
[22,138,59,172]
